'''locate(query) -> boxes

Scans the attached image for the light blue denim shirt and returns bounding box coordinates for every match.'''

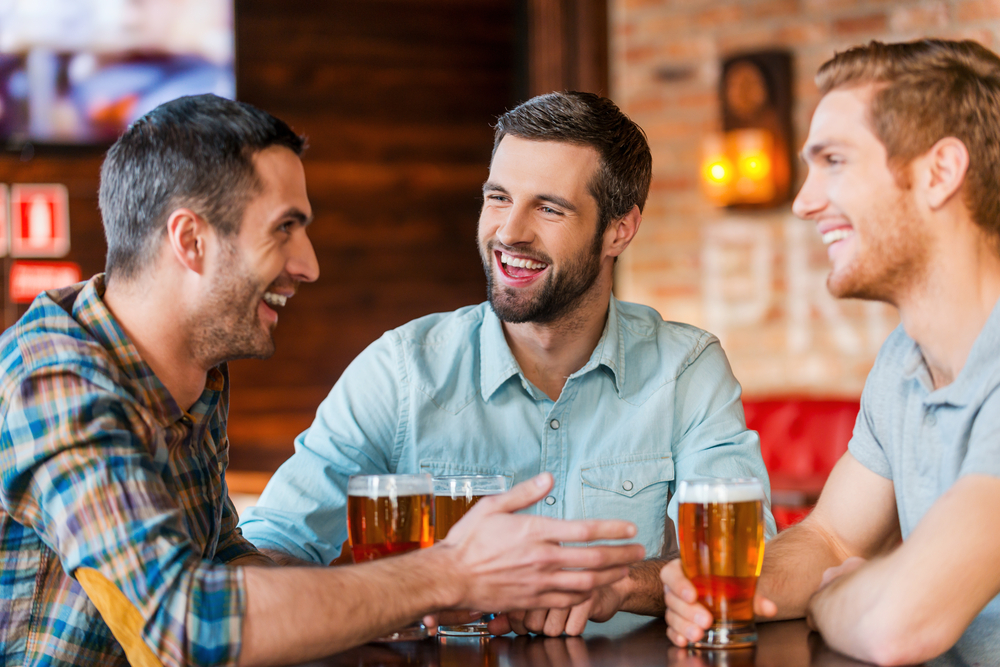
[239,296,776,564]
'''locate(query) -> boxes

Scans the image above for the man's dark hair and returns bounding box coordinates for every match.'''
[492,91,652,235]
[99,94,305,281]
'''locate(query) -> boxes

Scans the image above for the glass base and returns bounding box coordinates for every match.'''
[692,621,757,649]
[438,621,491,636]
[371,623,429,642]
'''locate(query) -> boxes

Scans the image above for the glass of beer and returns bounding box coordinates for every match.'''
[347,473,434,641]
[676,477,765,649]
[433,475,509,636]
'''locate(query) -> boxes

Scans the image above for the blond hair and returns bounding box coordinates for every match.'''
[817,39,1000,240]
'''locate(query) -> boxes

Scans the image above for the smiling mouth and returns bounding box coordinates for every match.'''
[497,250,548,279]
[262,292,288,308]
[821,228,853,245]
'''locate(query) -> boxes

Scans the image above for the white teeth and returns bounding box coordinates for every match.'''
[500,252,547,270]
[822,228,853,245]
[262,292,288,308]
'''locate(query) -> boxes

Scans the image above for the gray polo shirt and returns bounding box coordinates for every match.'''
[850,297,1000,663]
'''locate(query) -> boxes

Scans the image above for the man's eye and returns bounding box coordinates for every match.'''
[487,194,508,203]
[540,206,561,215]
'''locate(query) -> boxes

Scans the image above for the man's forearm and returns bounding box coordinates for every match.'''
[239,545,460,667]
[806,557,894,662]
[619,559,669,616]
[756,519,846,620]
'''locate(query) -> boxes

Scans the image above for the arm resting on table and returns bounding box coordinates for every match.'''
[807,473,1000,665]
[757,452,900,621]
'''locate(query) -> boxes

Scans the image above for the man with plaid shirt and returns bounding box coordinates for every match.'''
[0,95,643,667]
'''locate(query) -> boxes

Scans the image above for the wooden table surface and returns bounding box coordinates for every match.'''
[295,614,889,667]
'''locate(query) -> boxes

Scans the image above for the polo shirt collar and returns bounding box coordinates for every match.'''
[479,295,624,401]
[905,295,1000,407]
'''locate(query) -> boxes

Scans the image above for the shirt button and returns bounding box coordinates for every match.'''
[926,412,937,426]
[545,496,556,505]
[622,480,634,491]
[550,419,560,430]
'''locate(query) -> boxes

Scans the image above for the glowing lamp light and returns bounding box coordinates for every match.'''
[701,129,778,207]
[701,134,734,203]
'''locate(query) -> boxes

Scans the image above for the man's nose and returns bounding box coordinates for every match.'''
[791,170,826,220]
[288,228,320,283]
[496,205,534,247]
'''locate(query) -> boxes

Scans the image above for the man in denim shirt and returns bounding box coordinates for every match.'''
[240,91,776,636]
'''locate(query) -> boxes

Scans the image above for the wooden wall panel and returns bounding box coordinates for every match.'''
[0,0,516,474]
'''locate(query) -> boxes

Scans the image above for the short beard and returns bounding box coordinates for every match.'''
[482,227,604,325]
[190,242,275,368]
[826,190,928,305]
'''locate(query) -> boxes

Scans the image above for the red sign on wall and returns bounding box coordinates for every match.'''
[0,185,8,258]
[10,184,70,258]
[9,261,83,304]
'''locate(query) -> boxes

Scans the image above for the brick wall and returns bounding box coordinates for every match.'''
[609,0,1000,398]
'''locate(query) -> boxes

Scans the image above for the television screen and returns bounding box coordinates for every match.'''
[0,0,234,146]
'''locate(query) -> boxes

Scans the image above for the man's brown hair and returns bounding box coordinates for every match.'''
[493,91,652,236]
[816,39,1000,240]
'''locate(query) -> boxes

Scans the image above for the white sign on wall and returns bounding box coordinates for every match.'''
[9,183,70,258]
[0,184,8,257]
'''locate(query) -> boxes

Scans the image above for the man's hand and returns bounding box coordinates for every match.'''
[660,558,777,647]
[440,473,645,613]
[488,583,624,636]
[817,556,866,592]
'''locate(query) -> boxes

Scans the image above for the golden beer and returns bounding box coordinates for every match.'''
[677,478,765,649]
[346,474,434,641]
[432,475,508,635]
[435,494,484,541]
[347,493,434,562]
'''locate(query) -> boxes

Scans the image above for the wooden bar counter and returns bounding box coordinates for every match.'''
[294,614,899,667]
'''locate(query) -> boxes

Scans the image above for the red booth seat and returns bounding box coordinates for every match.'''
[743,399,860,530]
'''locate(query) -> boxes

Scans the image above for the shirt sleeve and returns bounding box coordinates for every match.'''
[668,336,778,540]
[846,347,895,481]
[238,331,402,564]
[214,488,260,565]
[0,366,245,667]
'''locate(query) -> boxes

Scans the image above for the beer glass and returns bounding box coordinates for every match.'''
[433,475,509,636]
[347,473,434,641]
[676,477,765,649]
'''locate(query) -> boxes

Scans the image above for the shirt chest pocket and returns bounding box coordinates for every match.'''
[580,455,674,557]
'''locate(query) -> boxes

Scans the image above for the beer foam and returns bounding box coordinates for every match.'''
[676,478,764,504]
[348,474,433,498]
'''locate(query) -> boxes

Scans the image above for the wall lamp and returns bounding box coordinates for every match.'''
[701,50,793,209]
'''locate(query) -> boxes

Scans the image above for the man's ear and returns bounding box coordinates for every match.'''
[920,137,969,210]
[165,208,210,274]
[605,205,642,259]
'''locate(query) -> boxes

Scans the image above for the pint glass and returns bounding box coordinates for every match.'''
[676,478,765,649]
[433,475,508,636]
[347,473,434,641]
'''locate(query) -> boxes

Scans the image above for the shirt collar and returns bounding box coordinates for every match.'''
[904,295,1000,407]
[66,274,225,428]
[479,295,624,401]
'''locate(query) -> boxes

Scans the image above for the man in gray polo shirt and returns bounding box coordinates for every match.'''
[662,39,1000,665]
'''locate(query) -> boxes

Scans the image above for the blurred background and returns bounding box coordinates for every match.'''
[1,0,998,524]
